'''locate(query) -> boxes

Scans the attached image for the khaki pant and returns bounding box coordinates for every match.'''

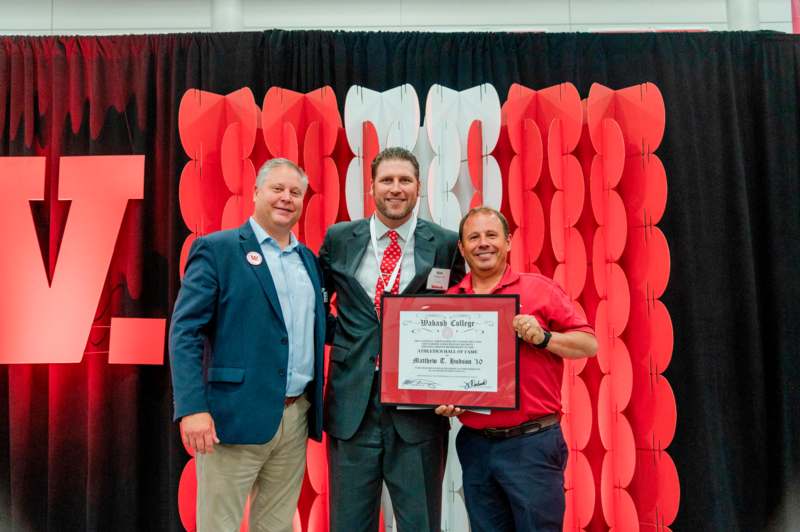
[196,396,310,532]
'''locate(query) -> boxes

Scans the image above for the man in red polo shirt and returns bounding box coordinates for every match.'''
[436,206,597,532]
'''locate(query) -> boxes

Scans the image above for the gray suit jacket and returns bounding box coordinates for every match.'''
[319,217,466,442]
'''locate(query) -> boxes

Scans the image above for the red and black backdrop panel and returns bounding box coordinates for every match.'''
[0,31,799,531]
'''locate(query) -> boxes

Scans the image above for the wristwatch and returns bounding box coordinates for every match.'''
[532,329,552,349]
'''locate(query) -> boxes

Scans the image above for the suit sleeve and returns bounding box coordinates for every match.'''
[447,232,467,287]
[169,237,218,421]
[311,249,333,342]
[317,229,338,345]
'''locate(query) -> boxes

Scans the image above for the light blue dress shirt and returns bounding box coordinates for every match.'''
[249,217,315,397]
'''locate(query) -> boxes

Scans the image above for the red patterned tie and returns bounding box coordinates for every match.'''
[374,229,402,318]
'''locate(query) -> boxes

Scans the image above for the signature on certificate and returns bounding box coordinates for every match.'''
[402,378,438,389]
[463,378,488,390]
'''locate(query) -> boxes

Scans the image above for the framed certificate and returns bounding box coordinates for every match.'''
[379,294,519,409]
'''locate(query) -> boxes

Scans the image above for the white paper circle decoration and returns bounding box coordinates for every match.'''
[344,157,366,221]
[481,155,503,210]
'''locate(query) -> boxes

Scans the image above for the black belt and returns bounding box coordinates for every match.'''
[468,413,559,440]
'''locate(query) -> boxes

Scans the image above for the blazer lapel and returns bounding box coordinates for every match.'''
[238,222,286,329]
[298,246,321,292]
[343,219,379,311]
[344,220,371,278]
[403,220,435,294]
[298,245,326,346]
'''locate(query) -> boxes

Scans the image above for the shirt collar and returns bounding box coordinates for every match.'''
[373,214,414,242]
[249,217,299,251]
[454,264,520,294]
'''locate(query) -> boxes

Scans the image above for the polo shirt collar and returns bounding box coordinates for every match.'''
[454,265,520,294]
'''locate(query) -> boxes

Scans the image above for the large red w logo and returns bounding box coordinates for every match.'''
[0,155,164,364]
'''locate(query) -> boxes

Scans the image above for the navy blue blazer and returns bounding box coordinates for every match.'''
[169,221,326,443]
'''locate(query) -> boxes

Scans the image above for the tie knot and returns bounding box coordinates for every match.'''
[387,230,399,243]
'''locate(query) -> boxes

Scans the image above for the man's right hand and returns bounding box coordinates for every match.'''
[180,412,220,454]
[434,404,464,417]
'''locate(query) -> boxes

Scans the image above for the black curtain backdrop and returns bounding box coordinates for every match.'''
[1,30,799,531]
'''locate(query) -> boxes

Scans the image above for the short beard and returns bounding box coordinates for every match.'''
[376,200,413,221]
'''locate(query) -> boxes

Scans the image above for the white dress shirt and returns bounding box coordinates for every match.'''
[355,215,416,304]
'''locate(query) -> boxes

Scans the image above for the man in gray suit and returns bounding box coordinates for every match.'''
[319,147,465,532]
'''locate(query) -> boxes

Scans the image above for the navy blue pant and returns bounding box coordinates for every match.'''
[456,423,568,532]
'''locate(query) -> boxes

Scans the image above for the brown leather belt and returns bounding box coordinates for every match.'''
[469,413,559,440]
[284,395,302,407]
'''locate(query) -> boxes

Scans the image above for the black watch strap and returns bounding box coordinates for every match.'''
[532,329,552,349]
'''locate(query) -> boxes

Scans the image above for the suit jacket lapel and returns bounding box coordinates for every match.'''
[298,246,321,292]
[403,220,435,294]
[298,245,326,348]
[342,219,380,312]
[238,222,286,329]
[344,219,371,278]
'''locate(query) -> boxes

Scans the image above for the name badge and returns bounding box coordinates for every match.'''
[426,268,451,291]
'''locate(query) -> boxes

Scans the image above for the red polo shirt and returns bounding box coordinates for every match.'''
[449,266,594,430]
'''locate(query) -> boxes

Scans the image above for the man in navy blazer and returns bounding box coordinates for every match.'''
[169,158,326,532]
